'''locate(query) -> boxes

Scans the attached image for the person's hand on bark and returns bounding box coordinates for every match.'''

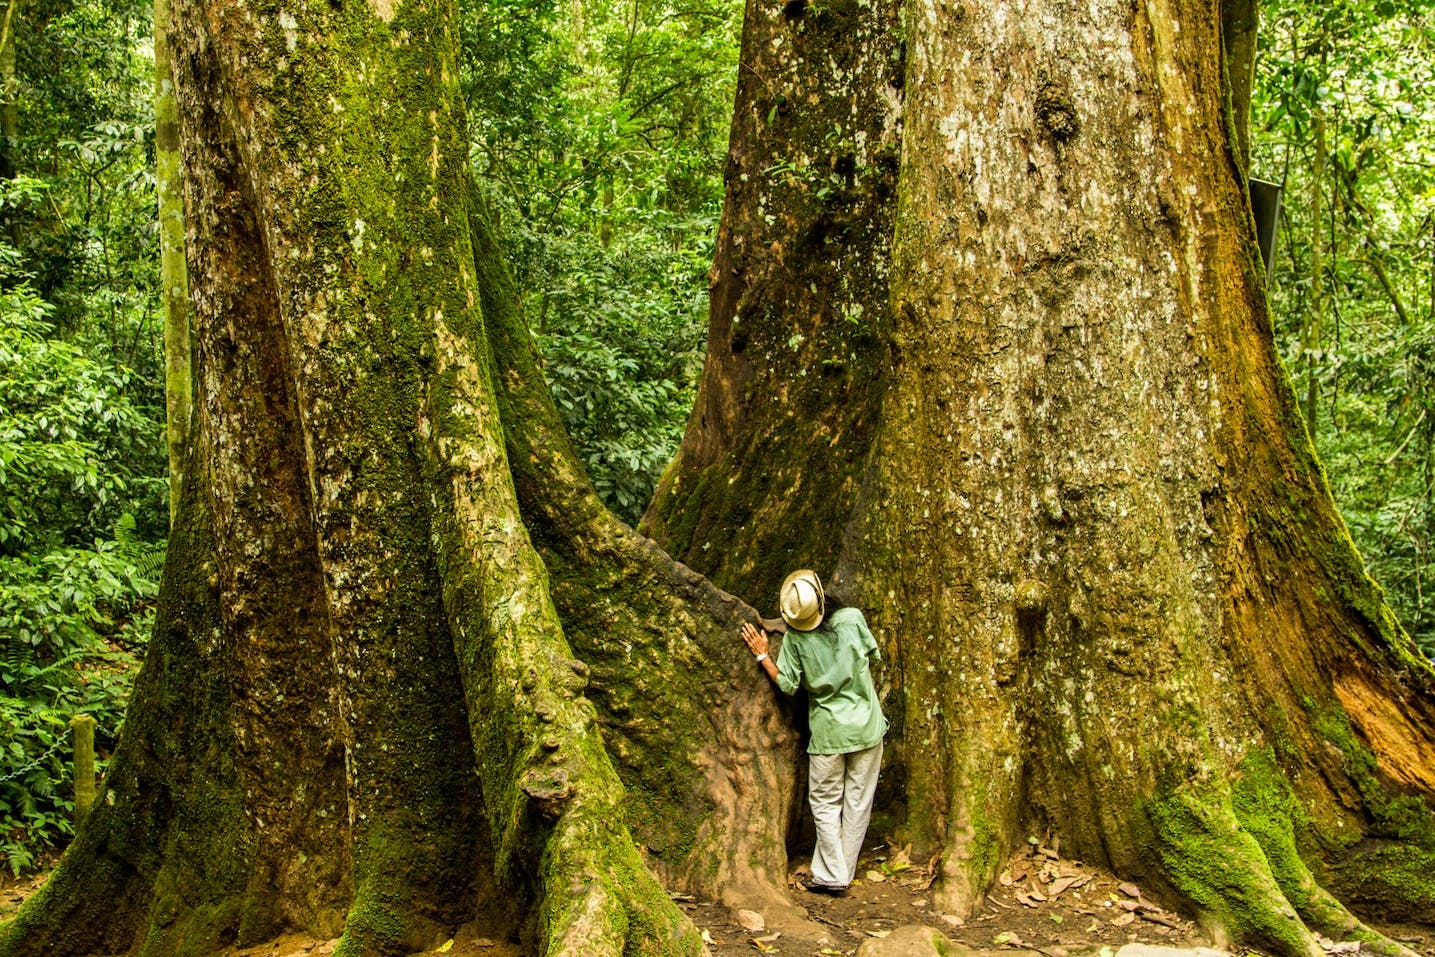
[740,621,770,658]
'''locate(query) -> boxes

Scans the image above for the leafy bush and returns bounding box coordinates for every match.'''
[523,226,708,523]
[0,277,164,874]
[0,3,164,871]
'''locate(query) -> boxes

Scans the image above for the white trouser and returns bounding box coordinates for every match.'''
[807,740,883,887]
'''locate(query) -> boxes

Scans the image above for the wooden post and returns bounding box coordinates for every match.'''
[69,713,97,826]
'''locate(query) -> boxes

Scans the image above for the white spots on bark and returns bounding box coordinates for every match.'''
[278,10,298,52]
[428,110,442,179]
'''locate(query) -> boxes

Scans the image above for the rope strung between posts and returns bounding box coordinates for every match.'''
[0,719,109,785]
[0,731,72,784]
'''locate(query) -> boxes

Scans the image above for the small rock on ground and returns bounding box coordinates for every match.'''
[855,925,960,956]
[1115,945,1229,957]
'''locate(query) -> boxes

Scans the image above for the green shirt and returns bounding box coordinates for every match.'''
[775,606,887,755]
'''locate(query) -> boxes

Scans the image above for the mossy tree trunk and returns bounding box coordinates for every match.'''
[154,0,191,524]
[647,0,1435,954]
[0,0,18,194]
[0,0,785,954]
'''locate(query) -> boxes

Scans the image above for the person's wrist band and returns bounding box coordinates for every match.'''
[755,653,769,663]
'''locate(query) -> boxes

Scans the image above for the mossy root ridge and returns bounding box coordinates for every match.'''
[1139,751,1428,957]
[0,458,261,957]
[469,190,806,912]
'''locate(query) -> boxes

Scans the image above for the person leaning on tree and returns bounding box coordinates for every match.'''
[741,569,887,896]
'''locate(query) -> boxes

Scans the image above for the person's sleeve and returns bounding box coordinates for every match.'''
[857,610,881,662]
[775,637,801,695]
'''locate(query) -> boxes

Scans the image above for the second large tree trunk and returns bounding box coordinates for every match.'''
[648,0,1435,953]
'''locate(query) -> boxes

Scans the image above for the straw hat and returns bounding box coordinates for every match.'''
[780,569,825,631]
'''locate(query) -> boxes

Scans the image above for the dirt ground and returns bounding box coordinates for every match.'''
[686,842,1432,957]
[3,843,1432,957]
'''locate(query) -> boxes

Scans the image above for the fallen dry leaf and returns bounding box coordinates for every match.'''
[940,914,965,927]
[737,910,766,932]
[866,929,891,939]
[1048,875,1081,896]
[866,870,888,883]
[1119,882,1142,898]
[1110,912,1136,927]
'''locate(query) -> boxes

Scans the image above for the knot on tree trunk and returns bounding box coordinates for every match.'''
[1036,80,1079,142]
[521,767,574,821]
[1015,579,1048,616]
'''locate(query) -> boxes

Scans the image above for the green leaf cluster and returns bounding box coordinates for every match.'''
[0,279,161,875]
[0,0,166,874]
[1255,0,1435,659]
[460,0,740,520]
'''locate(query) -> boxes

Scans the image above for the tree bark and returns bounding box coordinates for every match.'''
[0,2,715,955]
[650,0,1435,954]
[1221,0,1258,176]
[155,0,192,525]
[0,0,19,230]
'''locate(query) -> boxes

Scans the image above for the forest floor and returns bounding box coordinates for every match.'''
[3,842,1432,957]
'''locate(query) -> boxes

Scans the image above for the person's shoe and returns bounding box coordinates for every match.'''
[802,878,849,897]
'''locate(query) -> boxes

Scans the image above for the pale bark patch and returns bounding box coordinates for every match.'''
[369,0,396,22]
[1333,673,1435,792]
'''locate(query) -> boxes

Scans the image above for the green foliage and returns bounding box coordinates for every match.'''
[0,277,162,873]
[528,230,707,521]
[5,0,157,348]
[1254,0,1435,658]
[0,0,166,865]
[0,289,167,554]
[461,0,739,519]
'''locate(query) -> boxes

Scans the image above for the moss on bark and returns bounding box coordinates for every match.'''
[0,451,257,957]
[10,1,1435,955]
[645,0,1435,951]
[642,0,903,603]
[470,193,807,913]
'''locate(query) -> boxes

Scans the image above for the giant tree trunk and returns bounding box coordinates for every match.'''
[0,1,776,954]
[155,0,191,523]
[648,0,1435,954]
